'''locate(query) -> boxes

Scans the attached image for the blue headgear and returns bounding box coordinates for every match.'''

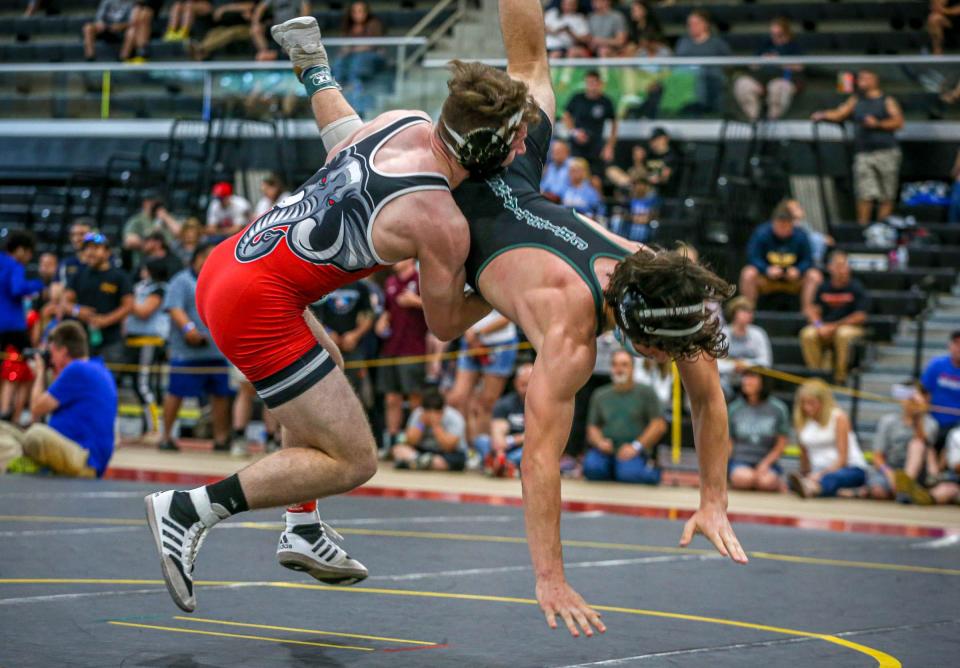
[441,109,525,179]
[614,287,706,357]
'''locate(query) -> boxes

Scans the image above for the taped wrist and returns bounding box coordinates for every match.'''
[301,64,341,98]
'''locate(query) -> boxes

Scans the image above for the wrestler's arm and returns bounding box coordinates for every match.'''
[500,0,555,119]
[521,324,605,638]
[675,355,748,564]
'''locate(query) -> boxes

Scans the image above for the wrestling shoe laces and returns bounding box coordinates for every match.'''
[277,514,368,585]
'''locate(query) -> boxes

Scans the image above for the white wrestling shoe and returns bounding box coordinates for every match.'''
[145,489,228,612]
[277,514,368,585]
[271,16,330,79]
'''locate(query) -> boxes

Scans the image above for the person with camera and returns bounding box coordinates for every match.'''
[0,321,117,477]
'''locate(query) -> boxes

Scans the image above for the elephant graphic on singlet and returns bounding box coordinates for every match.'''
[234,149,378,272]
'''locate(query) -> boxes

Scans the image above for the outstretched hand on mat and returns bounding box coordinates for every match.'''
[679,503,749,564]
[537,577,606,638]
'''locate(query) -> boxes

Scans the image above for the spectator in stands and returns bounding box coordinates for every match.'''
[717,297,772,398]
[447,311,519,445]
[633,356,672,406]
[541,140,572,203]
[811,70,904,226]
[583,350,667,484]
[788,379,868,498]
[124,0,165,62]
[727,370,788,492]
[229,374,280,456]
[739,200,820,313]
[867,382,939,502]
[124,258,170,439]
[171,217,203,266]
[206,181,251,238]
[587,0,628,57]
[920,330,960,453]
[122,191,180,268]
[164,0,213,41]
[83,0,135,61]
[311,279,376,405]
[252,173,289,219]
[624,1,663,55]
[786,198,833,268]
[674,10,731,114]
[928,0,960,56]
[66,233,133,364]
[333,2,385,90]
[644,127,678,196]
[140,231,185,279]
[0,322,117,477]
[160,243,233,452]
[544,0,590,58]
[949,148,960,223]
[58,219,93,287]
[392,387,467,471]
[800,249,868,383]
[0,232,43,423]
[251,0,310,61]
[560,158,605,219]
[562,70,618,174]
[474,362,532,478]
[733,18,803,121]
[932,429,960,503]
[186,1,256,61]
[376,259,428,446]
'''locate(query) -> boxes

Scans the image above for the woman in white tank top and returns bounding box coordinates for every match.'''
[788,379,867,498]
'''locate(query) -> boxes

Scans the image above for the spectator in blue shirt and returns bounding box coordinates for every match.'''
[0,321,117,477]
[0,231,44,422]
[541,139,572,203]
[921,330,960,453]
[560,158,606,219]
[739,199,822,313]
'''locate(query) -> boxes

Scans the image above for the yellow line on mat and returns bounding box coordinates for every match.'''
[107,621,372,651]
[2,515,958,577]
[175,616,436,645]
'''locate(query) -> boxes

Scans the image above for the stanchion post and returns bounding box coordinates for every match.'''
[671,362,681,465]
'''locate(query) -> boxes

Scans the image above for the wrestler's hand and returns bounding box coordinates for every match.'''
[679,502,749,564]
[536,576,606,638]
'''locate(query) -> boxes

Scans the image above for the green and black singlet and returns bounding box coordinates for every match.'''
[454,110,630,335]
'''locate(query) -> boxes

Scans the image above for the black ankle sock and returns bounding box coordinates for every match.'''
[170,491,200,526]
[204,474,249,515]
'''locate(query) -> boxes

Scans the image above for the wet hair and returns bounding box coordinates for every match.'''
[604,247,734,360]
[5,230,35,254]
[438,60,541,177]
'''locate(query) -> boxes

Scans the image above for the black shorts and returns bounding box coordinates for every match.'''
[426,449,466,471]
[135,0,164,12]
[376,361,426,396]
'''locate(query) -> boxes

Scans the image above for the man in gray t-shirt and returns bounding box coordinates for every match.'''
[587,0,627,56]
[674,10,732,113]
[869,386,938,499]
[159,244,234,452]
[728,397,790,467]
[252,0,311,60]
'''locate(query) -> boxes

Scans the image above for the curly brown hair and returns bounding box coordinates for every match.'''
[604,247,735,360]
[439,60,541,142]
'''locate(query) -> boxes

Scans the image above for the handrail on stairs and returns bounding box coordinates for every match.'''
[402,0,468,71]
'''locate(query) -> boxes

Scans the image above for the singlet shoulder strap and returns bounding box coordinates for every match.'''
[570,211,634,336]
[351,114,450,187]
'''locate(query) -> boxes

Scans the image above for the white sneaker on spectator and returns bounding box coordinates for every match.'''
[277,512,368,585]
[229,438,249,458]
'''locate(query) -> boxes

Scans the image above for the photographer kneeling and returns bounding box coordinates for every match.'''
[0,321,118,477]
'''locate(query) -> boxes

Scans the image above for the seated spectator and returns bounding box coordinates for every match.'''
[541,140,572,203]
[124,258,171,439]
[739,199,821,313]
[788,379,868,498]
[160,243,233,451]
[206,181,251,238]
[800,250,868,383]
[718,297,772,397]
[560,158,605,218]
[376,259,428,446]
[674,10,731,114]
[122,191,180,269]
[392,388,467,471]
[124,0,165,62]
[171,217,203,266]
[252,173,290,218]
[0,322,117,477]
[920,330,960,453]
[624,0,663,55]
[949,148,960,224]
[928,0,960,56]
[562,70,618,174]
[83,0,135,61]
[544,0,590,58]
[58,219,93,287]
[66,233,134,364]
[644,128,679,196]
[140,231,185,280]
[164,0,213,41]
[867,383,939,503]
[311,279,376,406]
[587,0,628,57]
[251,0,310,61]
[931,429,960,503]
[446,311,519,446]
[733,18,803,121]
[786,199,833,268]
[583,350,667,484]
[727,370,788,492]
[811,70,904,226]
[333,2,385,90]
[474,363,532,478]
[632,356,672,406]
[186,1,256,61]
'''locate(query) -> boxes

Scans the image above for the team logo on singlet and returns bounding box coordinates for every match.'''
[235,149,378,271]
